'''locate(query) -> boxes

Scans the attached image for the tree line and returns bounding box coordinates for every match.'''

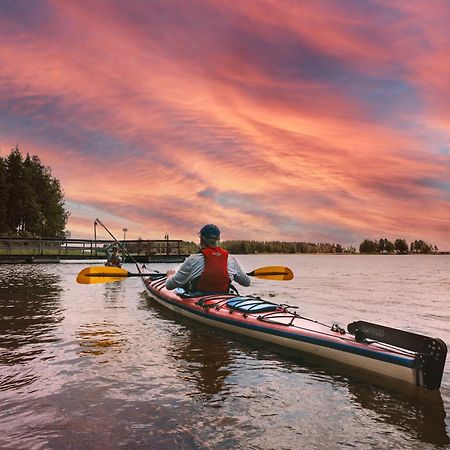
[0,146,69,238]
[220,240,356,254]
[359,238,437,254]
[179,239,438,255]
[222,239,436,254]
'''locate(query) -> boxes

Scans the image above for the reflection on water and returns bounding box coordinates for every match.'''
[0,265,62,370]
[348,382,450,447]
[0,368,38,392]
[103,280,126,303]
[1,259,449,449]
[76,321,125,359]
[140,298,233,400]
[169,328,233,400]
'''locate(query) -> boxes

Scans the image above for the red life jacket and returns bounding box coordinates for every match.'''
[197,246,230,293]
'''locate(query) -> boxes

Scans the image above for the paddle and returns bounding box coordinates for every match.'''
[247,266,293,280]
[76,266,163,284]
[76,265,294,284]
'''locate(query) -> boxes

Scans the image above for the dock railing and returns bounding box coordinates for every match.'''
[0,237,184,260]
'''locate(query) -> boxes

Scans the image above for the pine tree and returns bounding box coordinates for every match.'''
[2,146,69,237]
[0,157,9,234]
[5,147,26,233]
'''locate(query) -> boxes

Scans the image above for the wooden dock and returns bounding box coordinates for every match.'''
[0,237,188,264]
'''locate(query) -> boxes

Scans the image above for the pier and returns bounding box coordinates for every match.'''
[0,237,188,264]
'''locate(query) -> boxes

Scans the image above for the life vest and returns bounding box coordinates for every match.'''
[105,253,121,267]
[196,246,230,293]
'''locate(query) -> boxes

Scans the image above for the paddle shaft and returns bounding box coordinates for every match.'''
[84,271,277,279]
[83,271,164,279]
[248,270,289,276]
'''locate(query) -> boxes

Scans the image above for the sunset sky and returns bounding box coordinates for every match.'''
[1,0,449,249]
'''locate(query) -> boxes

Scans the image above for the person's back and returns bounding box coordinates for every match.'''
[165,224,250,293]
[195,245,229,292]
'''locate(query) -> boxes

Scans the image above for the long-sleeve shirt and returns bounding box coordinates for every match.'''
[165,253,250,290]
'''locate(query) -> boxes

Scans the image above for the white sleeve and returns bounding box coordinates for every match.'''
[228,256,251,287]
[165,254,204,290]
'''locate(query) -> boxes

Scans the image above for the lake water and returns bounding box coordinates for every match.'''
[1,255,449,449]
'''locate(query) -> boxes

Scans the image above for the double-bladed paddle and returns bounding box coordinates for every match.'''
[76,265,294,284]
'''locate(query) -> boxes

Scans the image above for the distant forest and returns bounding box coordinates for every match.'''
[358,238,437,254]
[0,146,69,238]
[222,240,354,254]
[180,238,438,255]
[179,240,356,254]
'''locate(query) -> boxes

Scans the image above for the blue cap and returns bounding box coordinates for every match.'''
[199,224,220,239]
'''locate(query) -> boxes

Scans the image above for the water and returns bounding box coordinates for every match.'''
[1,255,449,449]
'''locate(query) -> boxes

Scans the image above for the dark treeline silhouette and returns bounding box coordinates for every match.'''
[0,146,69,238]
[221,240,356,254]
[180,238,438,255]
[178,240,355,254]
[359,238,437,254]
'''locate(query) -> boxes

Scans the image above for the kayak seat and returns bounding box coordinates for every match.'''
[175,288,202,298]
[176,288,232,298]
[226,296,278,313]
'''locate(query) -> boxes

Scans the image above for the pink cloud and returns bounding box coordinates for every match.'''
[0,0,449,248]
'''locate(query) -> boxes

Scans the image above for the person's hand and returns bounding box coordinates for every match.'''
[166,269,176,278]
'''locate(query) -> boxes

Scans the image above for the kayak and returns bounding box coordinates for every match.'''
[142,275,447,390]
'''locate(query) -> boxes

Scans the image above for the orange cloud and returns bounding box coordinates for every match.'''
[1,0,449,248]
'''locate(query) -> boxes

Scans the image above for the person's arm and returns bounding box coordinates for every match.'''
[228,256,251,287]
[104,248,112,266]
[165,255,204,290]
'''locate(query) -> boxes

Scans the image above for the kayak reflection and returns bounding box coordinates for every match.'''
[347,382,450,447]
[168,327,234,400]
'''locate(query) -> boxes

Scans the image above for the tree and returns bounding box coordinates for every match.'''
[0,158,8,233]
[0,146,69,237]
[385,239,395,253]
[359,239,378,254]
[394,238,409,254]
[412,240,433,254]
[5,147,26,233]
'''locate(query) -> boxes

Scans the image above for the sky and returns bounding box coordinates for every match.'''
[1,0,449,249]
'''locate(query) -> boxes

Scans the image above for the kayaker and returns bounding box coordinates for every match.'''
[166,224,250,293]
[105,246,122,268]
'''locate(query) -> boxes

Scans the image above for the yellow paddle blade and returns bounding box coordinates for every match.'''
[248,266,294,281]
[76,266,129,284]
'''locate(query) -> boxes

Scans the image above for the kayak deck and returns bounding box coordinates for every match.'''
[142,276,447,390]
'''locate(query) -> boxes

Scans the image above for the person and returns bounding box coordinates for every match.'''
[105,245,122,267]
[166,224,250,293]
